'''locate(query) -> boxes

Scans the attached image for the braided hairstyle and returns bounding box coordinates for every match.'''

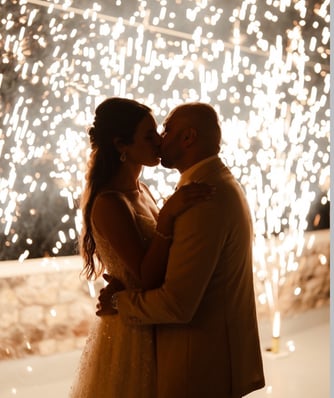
[80,97,152,280]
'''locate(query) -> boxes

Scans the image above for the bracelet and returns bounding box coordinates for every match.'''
[111,293,119,310]
[155,229,173,240]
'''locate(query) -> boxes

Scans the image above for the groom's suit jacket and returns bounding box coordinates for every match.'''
[118,157,265,398]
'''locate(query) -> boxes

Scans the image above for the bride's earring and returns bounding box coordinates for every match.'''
[120,152,127,162]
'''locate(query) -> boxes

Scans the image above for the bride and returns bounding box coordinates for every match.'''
[69,97,213,397]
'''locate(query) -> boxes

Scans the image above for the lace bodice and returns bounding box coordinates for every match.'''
[92,192,157,289]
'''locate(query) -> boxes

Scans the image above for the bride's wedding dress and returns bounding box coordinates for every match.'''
[69,193,157,398]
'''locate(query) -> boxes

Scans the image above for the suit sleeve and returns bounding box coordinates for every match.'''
[117,198,226,324]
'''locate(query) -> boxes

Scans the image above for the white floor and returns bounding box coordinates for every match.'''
[0,307,329,398]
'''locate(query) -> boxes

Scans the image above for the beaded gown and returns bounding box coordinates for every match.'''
[69,192,157,398]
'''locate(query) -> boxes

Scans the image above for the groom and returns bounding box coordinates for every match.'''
[97,102,265,398]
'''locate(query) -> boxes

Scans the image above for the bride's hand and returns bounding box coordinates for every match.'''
[96,274,125,316]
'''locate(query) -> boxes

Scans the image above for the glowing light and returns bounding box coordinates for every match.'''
[271,310,280,353]
[50,308,57,317]
[87,280,96,297]
[0,1,329,323]
[319,254,327,265]
[286,339,296,352]
[294,287,302,296]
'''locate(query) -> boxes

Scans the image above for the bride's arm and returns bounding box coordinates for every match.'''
[92,184,214,290]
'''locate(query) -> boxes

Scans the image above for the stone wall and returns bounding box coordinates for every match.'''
[0,229,330,360]
[0,256,104,360]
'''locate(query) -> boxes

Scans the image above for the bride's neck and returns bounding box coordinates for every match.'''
[107,166,143,193]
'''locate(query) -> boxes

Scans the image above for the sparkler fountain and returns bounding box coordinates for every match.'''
[0,0,330,358]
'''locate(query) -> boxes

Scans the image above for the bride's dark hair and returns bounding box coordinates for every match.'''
[80,97,152,280]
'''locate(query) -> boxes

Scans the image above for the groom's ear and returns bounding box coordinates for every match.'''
[182,127,197,148]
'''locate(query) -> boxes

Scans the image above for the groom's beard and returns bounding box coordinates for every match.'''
[160,148,183,170]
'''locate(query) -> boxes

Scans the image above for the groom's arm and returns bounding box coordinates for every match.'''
[116,199,226,325]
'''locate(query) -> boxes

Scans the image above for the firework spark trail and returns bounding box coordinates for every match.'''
[0,1,330,308]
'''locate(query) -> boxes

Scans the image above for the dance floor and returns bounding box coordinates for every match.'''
[0,306,329,398]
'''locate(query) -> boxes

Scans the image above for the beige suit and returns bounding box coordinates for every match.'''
[118,157,265,398]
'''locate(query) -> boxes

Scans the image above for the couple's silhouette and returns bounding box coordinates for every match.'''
[70,98,264,398]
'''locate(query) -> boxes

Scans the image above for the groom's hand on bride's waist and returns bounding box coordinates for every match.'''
[96,274,125,316]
